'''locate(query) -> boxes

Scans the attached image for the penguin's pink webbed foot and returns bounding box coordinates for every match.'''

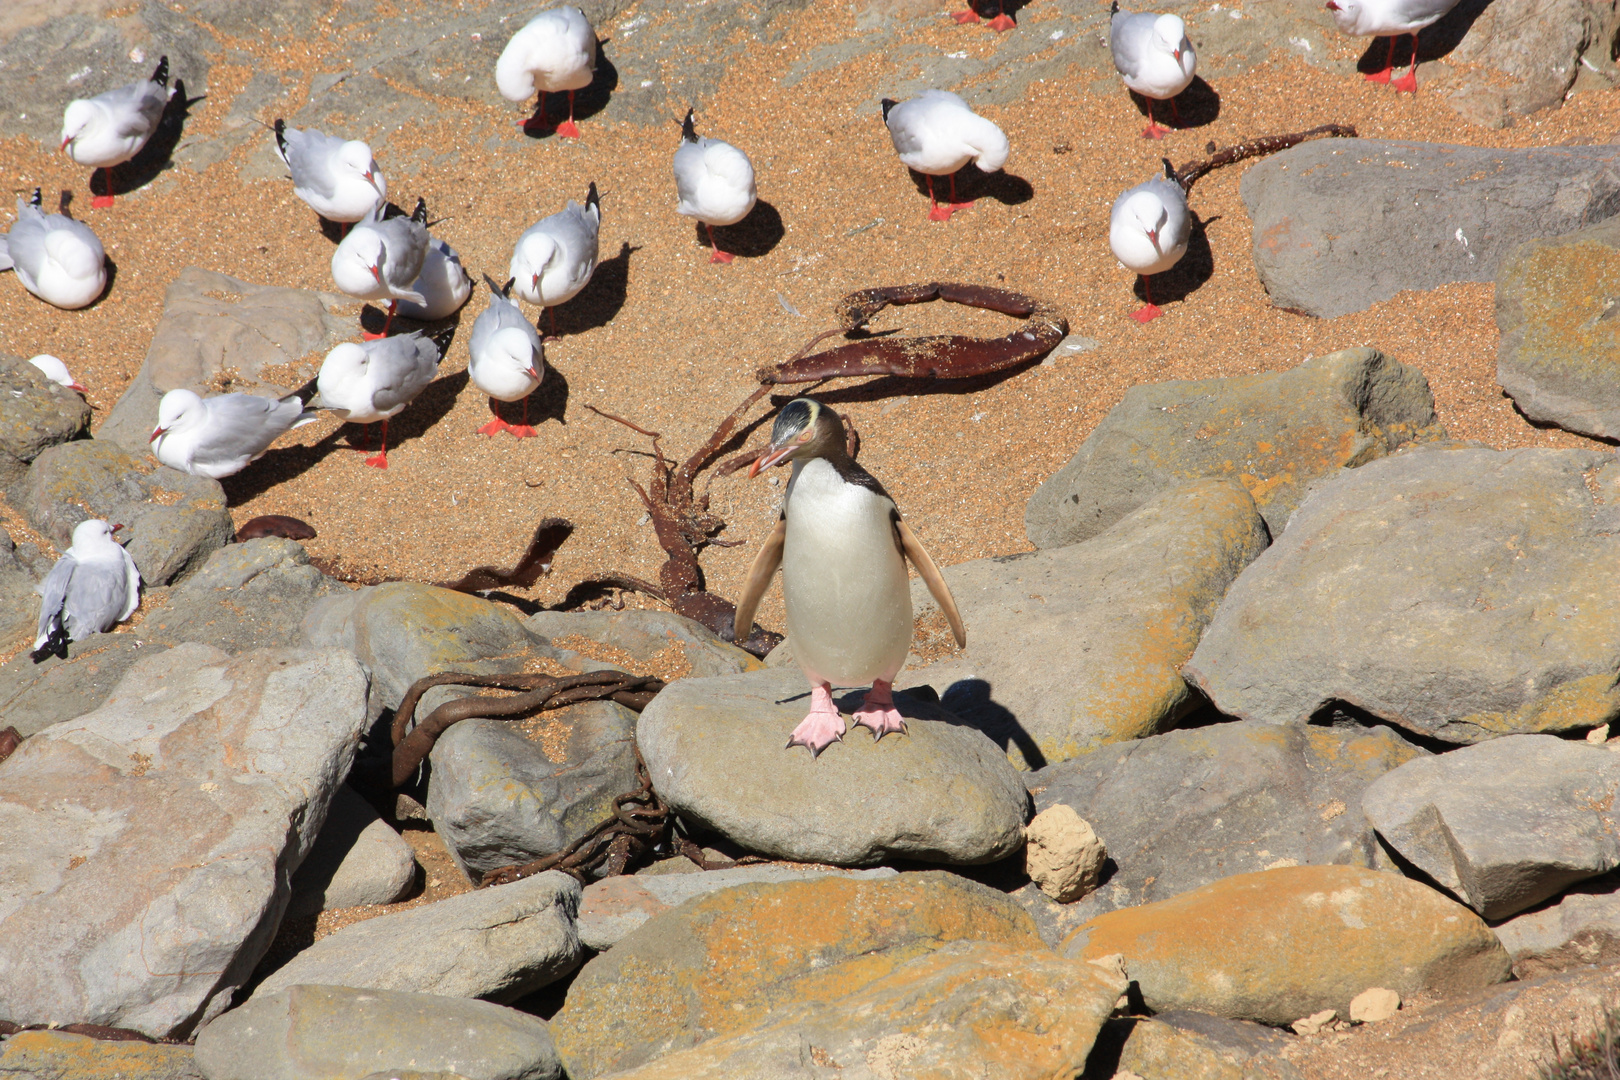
[787,684,846,758]
[853,679,907,740]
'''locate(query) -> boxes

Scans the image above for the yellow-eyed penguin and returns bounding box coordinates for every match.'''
[733,399,966,757]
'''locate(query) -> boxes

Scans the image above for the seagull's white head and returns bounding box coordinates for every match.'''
[490,326,543,383]
[59,100,97,152]
[1152,14,1190,63]
[1128,191,1169,250]
[1324,0,1362,31]
[28,354,87,393]
[151,388,205,444]
[70,518,120,549]
[338,140,385,198]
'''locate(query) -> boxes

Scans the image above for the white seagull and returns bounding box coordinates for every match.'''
[468,275,545,438]
[315,332,442,469]
[0,190,108,310]
[1325,0,1461,92]
[32,519,140,661]
[150,388,320,479]
[60,56,174,208]
[1109,160,1190,324]
[496,5,597,138]
[273,119,388,227]
[510,181,600,335]
[28,355,87,394]
[1110,2,1196,139]
[331,199,430,339]
[880,90,1008,222]
[396,235,473,322]
[674,110,757,263]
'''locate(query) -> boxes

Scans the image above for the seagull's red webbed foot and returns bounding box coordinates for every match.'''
[853,680,907,741]
[1364,66,1392,83]
[1141,123,1170,140]
[1130,303,1164,324]
[91,195,115,209]
[1391,70,1417,93]
[986,13,1015,30]
[508,424,538,438]
[951,9,981,23]
[555,119,581,138]
[364,451,388,469]
[709,249,735,264]
[787,684,846,758]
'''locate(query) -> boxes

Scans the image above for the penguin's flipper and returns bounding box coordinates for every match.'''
[896,519,966,648]
[731,518,786,643]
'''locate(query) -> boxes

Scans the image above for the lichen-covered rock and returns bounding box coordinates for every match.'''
[0,1029,203,1080]
[0,352,91,491]
[523,608,762,678]
[142,537,345,653]
[1061,866,1512,1025]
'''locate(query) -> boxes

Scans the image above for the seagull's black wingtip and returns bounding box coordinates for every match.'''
[880,98,898,122]
[411,197,428,224]
[680,108,698,142]
[152,56,170,88]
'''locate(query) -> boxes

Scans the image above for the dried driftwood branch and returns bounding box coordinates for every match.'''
[1170,123,1357,193]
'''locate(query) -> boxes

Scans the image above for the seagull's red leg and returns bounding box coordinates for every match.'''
[1141,98,1168,139]
[1365,36,1395,83]
[519,92,547,132]
[556,90,582,138]
[363,301,395,341]
[706,223,735,263]
[1391,33,1420,93]
[511,393,538,438]
[1130,274,1164,323]
[927,175,951,221]
[364,419,390,468]
[92,167,115,209]
[948,170,975,215]
[478,397,513,436]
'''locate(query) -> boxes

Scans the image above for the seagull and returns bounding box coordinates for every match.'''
[315,332,442,469]
[468,275,544,438]
[1110,2,1197,139]
[396,235,473,322]
[150,388,320,479]
[510,181,600,335]
[0,189,107,310]
[331,199,430,340]
[32,519,140,662]
[60,56,174,209]
[273,119,388,227]
[674,110,757,263]
[496,5,597,138]
[1109,159,1190,324]
[1325,0,1461,92]
[27,355,87,394]
[880,90,1008,222]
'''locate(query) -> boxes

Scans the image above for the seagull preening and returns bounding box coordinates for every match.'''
[0,189,108,310]
[510,181,601,335]
[1110,2,1197,139]
[673,109,757,264]
[497,5,597,138]
[28,355,87,394]
[60,56,174,208]
[1109,159,1191,324]
[316,332,443,469]
[468,275,545,438]
[1325,0,1461,92]
[273,119,388,227]
[150,388,320,479]
[32,519,141,663]
[880,90,1008,222]
[330,198,431,340]
[396,235,473,322]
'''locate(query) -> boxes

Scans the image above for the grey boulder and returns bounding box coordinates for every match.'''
[142,537,347,653]
[908,478,1268,768]
[523,608,762,679]
[637,666,1027,867]
[1185,444,1620,744]
[0,643,370,1038]
[195,985,560,1080]
[1443,0,1620,128]
[1024,348,1439,547]
[0,352,91,492]
[0,635,156,738]
[1241,139,1620,317]
[1496,214,1620,440]
[253,870,581,1003]
[0,526,47,657]
[1362,734,1620,920]
[1493,872,1620,979]
[286,784,417,918]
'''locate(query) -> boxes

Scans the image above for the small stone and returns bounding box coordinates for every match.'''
[1292,1008,1337,1036]
[1025,805,1107,903]
[1349,987,1401,1023]
[1591,725,1611,744]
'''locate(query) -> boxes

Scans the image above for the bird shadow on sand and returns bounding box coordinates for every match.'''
[526,361,571,427]
[91,78,204,202]
[1128,78,1220,132]
[559,241,639,335]
[1133,212,1217,308]
[519,45,619,139]
[221,427,349,507]
[905,166,1033,210]
[699,200,785,260]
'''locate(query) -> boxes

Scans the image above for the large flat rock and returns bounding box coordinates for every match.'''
[1185,444,1620,744]
[1241,139,1620,318]
[1025,349,1439,548]
[636,666,1027,867]
[0,643,370,1038]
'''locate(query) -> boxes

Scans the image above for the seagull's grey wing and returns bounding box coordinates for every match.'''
[100,78,169,138]
[35,554,75,647]
[1392,0,1460,25]
[885,103,928,158]
[379,218,429,286]
[281,128,341,199]
[1110,11,1158,78]
[365,334,440,413]
[3,208,48,281]
[200,394,306,459]
[60,558,130,641]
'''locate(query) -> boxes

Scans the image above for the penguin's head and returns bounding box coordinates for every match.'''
[748,397,843,477]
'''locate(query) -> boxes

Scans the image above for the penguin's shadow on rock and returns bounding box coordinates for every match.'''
[698,200,785,260]
[521,46,619,138]
[1133,211,1217,308]
[906,166,1034,208]
[1358,0,1487,73]
[1131,77,1219,130]
[93,78,203,201]
[932,679,1048,771]
[559,241,638,335]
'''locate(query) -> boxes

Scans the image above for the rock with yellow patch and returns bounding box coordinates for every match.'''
[1029,719,1426,923]
[1023,348,1439,549]
[1497,216,1620,440]
[903,478,1268,768]
[1061,865,1512,1025]
[636,666,1027,866]
[575,940,1125,1080]
[1362,734,1620,920]
[550,872,1043,1078]
[1185,444,1620,745]
[0,1029,203,1080]
[1092,1012,1302,1080]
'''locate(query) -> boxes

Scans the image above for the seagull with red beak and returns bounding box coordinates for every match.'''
[331,199,430,340]
[28,355,88,395]
[274,119,387,229]
[1109,2,1198,139]
[1324,0,1461,93]
[1109,159,1190,324]
[60,56,173,209]
[32,518,140,662]
[510,182,600,338]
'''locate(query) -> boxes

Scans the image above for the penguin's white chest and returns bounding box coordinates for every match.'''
[780,459,913,686]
